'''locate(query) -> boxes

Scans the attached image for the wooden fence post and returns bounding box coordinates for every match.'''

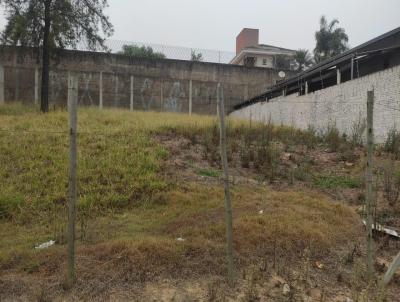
[366,89,375,279]
[217,83,234,287]
[383,251,400,285]
[67,73,78,286]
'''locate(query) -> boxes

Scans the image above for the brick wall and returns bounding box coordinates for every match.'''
[230,65,400,143]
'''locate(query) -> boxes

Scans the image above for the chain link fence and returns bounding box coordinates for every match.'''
[74,39,236,64]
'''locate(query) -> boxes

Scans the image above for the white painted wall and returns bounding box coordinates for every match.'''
[230,65,400,143]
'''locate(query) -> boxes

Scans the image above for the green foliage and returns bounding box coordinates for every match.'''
[350,115,366,147]
[314,175,361,189]
[382,161,400,206]
[274,54,291,70]
[196,168,221,178]
[0,0,113,50]
[0,194,24,220]
[294,49,314,72]
[384,127,400,159]
[314,16,349,63]
[0,108,169,223]
[0,102,38,115]
[119,44,166,59]
[190,50,203,61]
[323,125,343,152]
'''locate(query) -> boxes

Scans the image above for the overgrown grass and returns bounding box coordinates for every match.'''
[0,103,365,299]
[0,184,361,281]
[313,175,361,189]
[196,168,221,178]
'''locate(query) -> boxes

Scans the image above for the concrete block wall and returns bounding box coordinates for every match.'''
[0,46,295,114]
[230,65,400,143]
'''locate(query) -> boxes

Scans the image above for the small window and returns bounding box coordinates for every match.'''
[262,58,267,65]
[244,56,256,67]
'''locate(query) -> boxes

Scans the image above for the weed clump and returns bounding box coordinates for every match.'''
[384,127,400,159]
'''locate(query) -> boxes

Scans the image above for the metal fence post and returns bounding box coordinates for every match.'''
[366,89,375,279]
[217,83,234,287]
[67,73,78,286]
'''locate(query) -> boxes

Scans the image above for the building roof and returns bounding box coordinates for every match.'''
[230,44,296,64]
[232,26,400,111]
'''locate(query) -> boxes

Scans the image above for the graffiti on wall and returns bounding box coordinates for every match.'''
[50,71,62,102]
[141,78,154,111]
[112,75,125,107]
[164,82,185,112]
[79,73,93,105]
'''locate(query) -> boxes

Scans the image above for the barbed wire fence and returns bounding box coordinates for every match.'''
[1,77,400,289]
[73,39,236,64]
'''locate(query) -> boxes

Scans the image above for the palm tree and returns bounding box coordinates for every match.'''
[314,16,349,63]
[294,49,313,71]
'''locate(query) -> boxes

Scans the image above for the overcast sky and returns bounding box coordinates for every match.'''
[0,0,399,53]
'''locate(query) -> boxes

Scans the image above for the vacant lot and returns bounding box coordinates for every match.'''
[0,104,399,301]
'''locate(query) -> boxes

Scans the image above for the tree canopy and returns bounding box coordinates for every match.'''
[314,16,349,63]
[119,45,166,59]
[0,0,113,50]
[274,54,291,70]
[294,49,314,72]
[0,0,113,112]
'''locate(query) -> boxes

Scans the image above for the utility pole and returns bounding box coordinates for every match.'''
[217,83,234,287]
[366,89,375,279]
[67,73,78,286]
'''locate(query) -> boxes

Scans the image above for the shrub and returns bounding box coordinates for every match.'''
[384,127,400,159]
[382,162,400,206]
[350,115,366,147]
[303,126,319,150]
[0,195,24,220]
[323,125,342,152]
[254,143,279,182]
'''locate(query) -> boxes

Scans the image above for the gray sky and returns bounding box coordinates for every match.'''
[0,0,399,52]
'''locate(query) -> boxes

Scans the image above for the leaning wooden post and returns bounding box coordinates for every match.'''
[217,83,234,287]
[67,73,78,286]
[366,89,375,279]
[383,251,400,285]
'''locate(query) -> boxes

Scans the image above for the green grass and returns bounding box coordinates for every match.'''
[313,175,361,189]
[0,103,365,299]
[196,168,221,178]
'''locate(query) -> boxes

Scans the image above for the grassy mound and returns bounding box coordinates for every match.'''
[0,104,364,299]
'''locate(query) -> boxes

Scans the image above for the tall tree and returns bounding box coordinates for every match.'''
[294,49,313,72]
[0,0,113,112]
[274,54,291,70]
[314,16,349,63]
[118,44,166,59]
